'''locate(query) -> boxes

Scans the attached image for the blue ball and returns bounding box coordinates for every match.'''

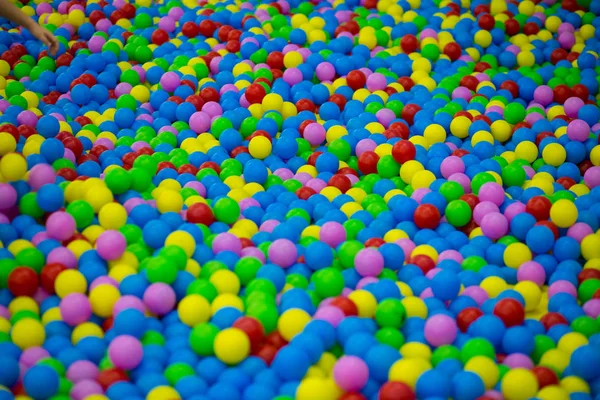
[451,371,485,400]
[304,241,333,270]
[271,346,311,381]
[37,183,64,213]
[114,308,147,338]
[570,345,600,380]
[39,138,64,163]
[431,270,460,301]
[416,369,451,398]
[23,365,60,399]
[525,225,554,253]
[0,355,19,387]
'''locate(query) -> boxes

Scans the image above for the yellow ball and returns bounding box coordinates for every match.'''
[411,170,435,189]
[248,136,272,160]
[423,124,447,145]
[0,132,17,156]
[515,141,538,163]
[480,276,508,298]
[491,120,512,142]
[537,385,569,400]
[157,189,183,213]
[540,349,569,374]
[474,30,492,47]
[262,93,284,112]
[0,153,27,181]
[513,281,541,312]
[400,160,424,184]
[542,143,566,167]
[503,242,532,269]
[517,51,535,67]
[9,296,39,315]
[214,328,250,365]
[347,290,377,318]
[388,358,431,388]
[450,116,471,138]
[278,309,311,341]
[549,199,578,228]
[401,296,428,319]
[209,269,240,295]
[283,51,303,69]
[501,368,538,400]
[557,332,588,356]
[55,270,87,298]
[11,319,45,349]
[465,356,499,389]
[147,386,181,400]
[98,203,127,230]
[581,234,600,260]
[89,284,120,318]
[296,378,341,400]
[178,295,211,327]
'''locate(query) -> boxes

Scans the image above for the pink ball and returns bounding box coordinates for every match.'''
[567,119,590,142]
[66,360,99,382]
[461,286,489,306]
[516,261,546,286]
[319,222,346,248]
[143,283,176,315]
[212,232,242,255]
[533,85,553,106]
[355,248,384,277]
[113,295,146,315]
[47,247,77,269]
[71,380,103,400]
[108,335,143,370]
[477,182,505,206]
[366,73,387,91]
[548,280,577,298]
[566,222,593,243]
[60,293,92,326]
[503,353,533,369]
[313,305,345,327]
[333,356,369,392]
[160,71,180,92]
[564,97,584,117]
[440,156,465,179]
[424,314,458,347]
[473,201,499,225]
[584,166,600,188]
[303,123,326,146]
[95,230,126,261]
[46,211,76,241]
[268,239,297,268]
[315,62,335,81]
[583,299,600,318]
[0,183,17,210]
[480,212,508,240]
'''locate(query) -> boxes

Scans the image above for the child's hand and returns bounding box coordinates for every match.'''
[29,24,58,55]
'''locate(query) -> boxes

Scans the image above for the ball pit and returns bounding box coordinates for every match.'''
[1,0,600,399]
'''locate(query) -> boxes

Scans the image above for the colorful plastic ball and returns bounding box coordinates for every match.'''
[95,230,127,261]
[11,318,45,349]
[424,314,458,347]
[23,365,60,400]
[501,368,538,400]
[268,239,297,268]
[493,298,525,327]
[108,335,143,370]
[214,328,250,365]
[333,356,369,392]
[355,247,384,277]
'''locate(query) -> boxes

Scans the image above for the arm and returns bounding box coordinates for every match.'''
[0,0,58,55]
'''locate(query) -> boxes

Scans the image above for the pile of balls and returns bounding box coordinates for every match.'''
[1,0,600,398]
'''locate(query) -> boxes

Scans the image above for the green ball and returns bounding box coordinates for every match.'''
[120,224,142,245]
[343,220,366,241]
[15,248,45,273]
[5,80,25,98]
[234,257,262,285]
[104,168,132,194]
[502,164,526,187]
[120,69,140,86]
[532,334,555,363]
[213,197,240,224]
[134,13,152,28]
[246,278,277,298]
[211,117,233,138]
[20,193,44,218]
[144,256,177,284]
[462,256,487,272]
[422,43,440,61]
[312,268,344,298]
[133,154,158,175]
[66,200,95,229]
[129,167,152,192]
[431,345,461,366]
[377,155,401,178]
[186,279,218,302]
[504,102,526,124]
[578,279,600,303]
[190,323,219,355]
[439,181,465,202]
[328,139,351,161]
[445,199,472,227]
[165,363,195,385]
[375,327,405,349]
[286,273,308,289]
[571,316,600,338]
[159,246,188,270]
[471,172,496,194]
[0,259,17,288]
[374,298,405,329]
[246,302,279,333]
[460,338,496,363]
[199,261,227,279]
[338,240,364,269]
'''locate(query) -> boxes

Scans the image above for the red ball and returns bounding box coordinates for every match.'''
[97,368,128,390]
[550,48,568,64]
[266,51,284,69]
[391,140,416,164]
[364,238,385,248]
[307,151,322,166]
[504,19,521,36]
[397,77,414,91]
[181,21,199,38]
[388,122,409,140]
[200,87,219,103]
[254,344,277,365]
[296,98,316,113]
[186,95,205,111]
[150,29,169,46]
[460,75,480,91]
[198,20,216,36]
[378,381,415,400]
[400,34,419,53]
[40,263,67,294]
[578,269,600,283]
[357,151,380,175]
[531,366,559,388]
[328,174,351,193]
[553,84,572,104]
[346,70,366,90]
[401,104,421,125]
[186,203,215,226]
[89,10,105,25]
[526,196,552,221]
[7,267,38,297]
[199,161,220,174]
[443,42,461,61]
[329,296,358,316]
[540,312,568,330]
[556,177,576,190]
[265,331,287,348]
[230,146,249,158]
[410,254,436,274]
[457,307,483,332]
[500,81,518,99]
[572,84,589,101]
[245,83,266,104]
[296,186,316,200]
[329,94,346,110]
[414,204,441,229]
[460,193,479,210]
[157,161,176,172]
[233,316,265,352]
[523,22,540,35]
[478,13,495,30]
[177,164,198,175]
[493,298,525,327]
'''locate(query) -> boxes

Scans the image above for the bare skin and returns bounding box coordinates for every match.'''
[0,0,59,55]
